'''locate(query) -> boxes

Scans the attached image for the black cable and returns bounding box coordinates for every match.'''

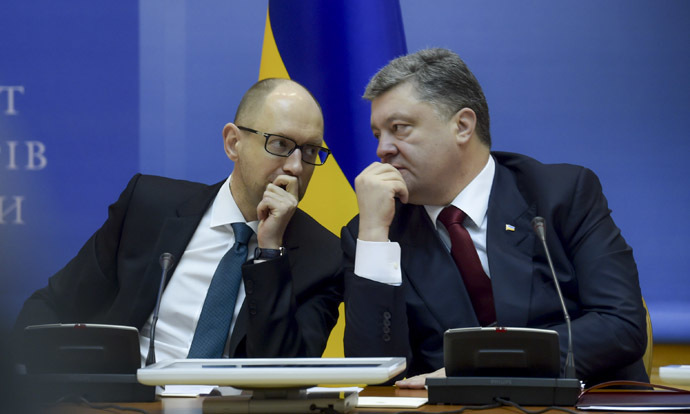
[389,396,582,414]
[494,397,580,414]
[393,401,502,414]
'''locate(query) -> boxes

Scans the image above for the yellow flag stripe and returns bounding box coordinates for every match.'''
[259,9,289,80]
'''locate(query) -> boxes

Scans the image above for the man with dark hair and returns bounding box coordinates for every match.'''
[343,48,648,387]
[13,78,341,363]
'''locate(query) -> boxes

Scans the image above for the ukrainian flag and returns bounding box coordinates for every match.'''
[259,0,407,356]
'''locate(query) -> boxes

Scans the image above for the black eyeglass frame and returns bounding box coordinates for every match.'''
[236,125,331,166]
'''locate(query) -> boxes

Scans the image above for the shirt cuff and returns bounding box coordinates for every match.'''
[354,239,402,286]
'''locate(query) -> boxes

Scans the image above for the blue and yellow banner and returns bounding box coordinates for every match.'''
[259,0,407,356]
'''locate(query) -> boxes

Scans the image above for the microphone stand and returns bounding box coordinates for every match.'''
[145,253,175,366]
[531,216,577,379]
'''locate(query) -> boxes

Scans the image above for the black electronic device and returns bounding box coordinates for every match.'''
[443,327,561,378]
[427,327,580,405]
[427,376,581,406]
[21,323,155,402]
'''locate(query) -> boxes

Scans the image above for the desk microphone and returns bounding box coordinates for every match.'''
[145,252,175,366]
[531,216,577,379]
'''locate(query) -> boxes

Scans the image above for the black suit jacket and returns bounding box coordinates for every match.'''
[343,152,648,386]
[13,174,342,359]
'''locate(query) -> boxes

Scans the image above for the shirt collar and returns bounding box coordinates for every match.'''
[425,155,495,229]
[210,175,259,233]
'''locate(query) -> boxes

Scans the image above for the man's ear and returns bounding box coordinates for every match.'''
[453,107,477,145]
[223,123,241,161]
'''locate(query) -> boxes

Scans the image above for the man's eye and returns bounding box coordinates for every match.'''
[268,137,291,152]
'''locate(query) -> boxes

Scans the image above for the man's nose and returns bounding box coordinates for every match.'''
[282,148,304,175]
[376,133,398,161]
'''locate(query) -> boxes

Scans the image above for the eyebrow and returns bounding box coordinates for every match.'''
[273,131,324,147]
[371,112,415,130]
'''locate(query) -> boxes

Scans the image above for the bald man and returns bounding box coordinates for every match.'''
[12,79,342,363]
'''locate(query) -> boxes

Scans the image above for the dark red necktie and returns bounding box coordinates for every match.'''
[438,206,496,326]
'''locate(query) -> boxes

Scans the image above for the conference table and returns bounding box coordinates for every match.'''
[26,367,690,414]
[30,386,616,414]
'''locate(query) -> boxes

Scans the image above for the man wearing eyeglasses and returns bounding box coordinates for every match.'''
[12,78,342,363]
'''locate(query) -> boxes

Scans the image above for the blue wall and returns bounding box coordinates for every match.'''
[1,0,688,340]
[399,0,690,341]
[1,0,140,328]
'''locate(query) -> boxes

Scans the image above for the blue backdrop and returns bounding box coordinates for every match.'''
[1,0,688,341]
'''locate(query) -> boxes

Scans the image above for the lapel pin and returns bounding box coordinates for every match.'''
[505,224,515,232]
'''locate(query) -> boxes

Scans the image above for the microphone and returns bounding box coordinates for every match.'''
[531,216,577,379]
[145,252,175,366]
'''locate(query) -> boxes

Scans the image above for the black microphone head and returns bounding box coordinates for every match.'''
[531,216,546,241]
[159,252,175,270]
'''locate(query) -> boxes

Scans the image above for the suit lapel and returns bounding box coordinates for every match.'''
[487,160,536,327]
[394,204,479,330]
[127,181,224,328]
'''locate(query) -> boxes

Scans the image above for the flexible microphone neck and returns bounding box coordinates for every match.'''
[145,252,175,366]
[531,217,577,379]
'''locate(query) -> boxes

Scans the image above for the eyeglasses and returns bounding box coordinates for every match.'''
[237,126,331,166]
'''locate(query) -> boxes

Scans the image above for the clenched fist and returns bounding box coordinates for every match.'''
[256,174,299,249]
[355,162,409,241]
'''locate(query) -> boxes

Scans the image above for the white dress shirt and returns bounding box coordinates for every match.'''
[139,175,259,364]
[354,156,495,285]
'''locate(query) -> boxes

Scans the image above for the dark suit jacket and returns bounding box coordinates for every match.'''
[343,152,648,386]
[13,174,342,360]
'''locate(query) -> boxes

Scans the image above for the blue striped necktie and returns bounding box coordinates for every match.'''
[187,222,253,358]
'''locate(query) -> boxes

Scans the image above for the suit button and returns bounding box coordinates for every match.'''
[245,280,254,294]
[383,318,391,327]
[383,334,391,342]
[383,326,391,334]
[383,311,391,319]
